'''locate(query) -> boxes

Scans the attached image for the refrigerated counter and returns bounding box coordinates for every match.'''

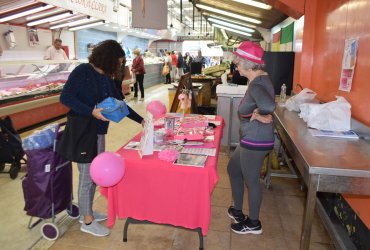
[0,60,81,130]
[216,84,248,148]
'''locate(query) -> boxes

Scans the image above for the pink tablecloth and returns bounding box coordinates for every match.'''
[100,116,224,236]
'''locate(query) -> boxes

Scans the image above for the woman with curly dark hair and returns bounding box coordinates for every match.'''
[60,40,144,237]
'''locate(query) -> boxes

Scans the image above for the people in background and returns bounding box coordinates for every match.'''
[60,40,144,237]
[0,45,3,77]
[164,51,172,84]
[229,61,248,85]
[114,56,127,99]
[183,52,192,73]
[44,38,68,60]
[194,50,205,68]
[177,52,184,80]
[227,41,276,235]
[131,48,146,100]
[170,51,178,82]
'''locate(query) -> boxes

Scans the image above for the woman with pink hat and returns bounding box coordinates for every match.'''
[227,41,276,235]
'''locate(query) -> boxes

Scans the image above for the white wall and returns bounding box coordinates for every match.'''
[0,24,75,60]
[60,30,76,59]
[0,24,51,60]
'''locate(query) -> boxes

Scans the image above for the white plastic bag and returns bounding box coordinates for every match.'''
[299,103,321,122]
[285,88,317,112]
[131,73,136,84]
[306,96,351,132]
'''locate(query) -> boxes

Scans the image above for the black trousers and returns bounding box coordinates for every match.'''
[134,74,144,98]
[165,73,171,84]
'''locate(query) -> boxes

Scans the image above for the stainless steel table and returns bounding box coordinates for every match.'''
[274,106,370,250]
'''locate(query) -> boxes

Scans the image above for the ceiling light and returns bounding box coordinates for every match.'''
[185,16,192,22]
[195,4,261,24]
[0,1,36,15]
[221,29,228,40]
[206,14,256,28]
[27,11,74,26]
[26,8,65,21]
[173,8,180,14]
[209,18,254,33]
[233,0,272,10]
[213,24,252,37]
[50,17,96,29]
[49,14,85,25]
[69,21,106,31]
[0,4,54,23]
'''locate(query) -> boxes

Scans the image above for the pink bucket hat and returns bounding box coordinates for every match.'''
[232,41,264,64]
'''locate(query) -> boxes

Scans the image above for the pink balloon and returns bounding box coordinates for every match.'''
[90,152,125,187]
[146,100,167,119]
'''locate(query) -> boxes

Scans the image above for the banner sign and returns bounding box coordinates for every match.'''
[40,0,129,26]
[131,0,167,29]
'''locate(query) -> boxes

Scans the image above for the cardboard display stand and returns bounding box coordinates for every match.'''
[169,73,198,114]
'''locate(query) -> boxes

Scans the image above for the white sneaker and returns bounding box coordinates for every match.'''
[79,211,107,224]
[80,220,110,237]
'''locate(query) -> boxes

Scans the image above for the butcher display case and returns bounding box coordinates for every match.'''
[0,60,82,130]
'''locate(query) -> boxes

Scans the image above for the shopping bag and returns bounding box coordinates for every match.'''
[285,88,317,112]
[162,64,170,76]
[97,97,130,123]
[306,96,351,132]
[131,73,136,84]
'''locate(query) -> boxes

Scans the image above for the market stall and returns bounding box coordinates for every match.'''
[0,60,80,130]
[100,114,224,249]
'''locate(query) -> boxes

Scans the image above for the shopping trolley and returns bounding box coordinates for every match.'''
[22,122,79,241]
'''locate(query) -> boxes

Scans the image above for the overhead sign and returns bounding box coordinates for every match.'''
[131,0,167,29]
[177,36,213,41]
[40,0,129,27]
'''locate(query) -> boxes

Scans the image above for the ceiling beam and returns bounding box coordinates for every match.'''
[264,0,304,19]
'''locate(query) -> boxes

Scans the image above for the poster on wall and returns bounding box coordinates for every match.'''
[339,38,358,92]
[28,28,39,47]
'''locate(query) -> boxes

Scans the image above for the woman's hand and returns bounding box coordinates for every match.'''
[251,109,273,124]
[92,107,109,121]
[141,119,145,127]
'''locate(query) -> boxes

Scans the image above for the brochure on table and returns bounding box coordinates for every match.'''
[131,113,219,166]
[308,129,359,139]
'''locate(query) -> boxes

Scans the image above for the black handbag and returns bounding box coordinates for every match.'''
[56,65,101,163]
[56,114,98,163]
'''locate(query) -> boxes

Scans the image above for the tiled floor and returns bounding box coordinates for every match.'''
[0,84,334,250]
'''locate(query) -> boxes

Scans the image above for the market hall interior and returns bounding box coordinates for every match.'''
[0,84,333,250]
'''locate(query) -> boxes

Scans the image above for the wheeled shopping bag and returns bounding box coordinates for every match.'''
[22,122,79,241]
[0,116,26,179]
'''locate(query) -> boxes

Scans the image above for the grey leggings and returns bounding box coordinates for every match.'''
[77,134,105,216]
[227,145,269,220]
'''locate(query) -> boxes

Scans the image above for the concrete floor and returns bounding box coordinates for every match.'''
[0,84,334,250]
